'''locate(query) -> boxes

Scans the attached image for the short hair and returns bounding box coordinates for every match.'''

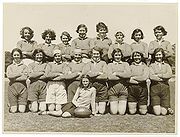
[79,74,92,88]
[131,29,144,40]
[96,22,108,33]
[42,29,56,40]
[151,48,166,63]
[111,48,123,60]
[115,31,125,38]
[20,27,34,39]
[131,51,145,63]
[153,25,167,36]
[76,24,88,33]
[11,48,23,59]
[60,31,72,41]
[32,48,46,61]
[89,46,103,58]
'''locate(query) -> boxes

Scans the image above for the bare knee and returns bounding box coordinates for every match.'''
[153,105,161,116]
[39,102,46,112]
[98,102,106,114]
[18,105,26,113]
[48,104,55,111]
[128,102,137,115]
[139,105,147,115]
[31,101,38,112]
[161,107,168,115]
[10,106,17,113]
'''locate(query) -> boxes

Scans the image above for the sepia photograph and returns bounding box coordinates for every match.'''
[2,2,177,134]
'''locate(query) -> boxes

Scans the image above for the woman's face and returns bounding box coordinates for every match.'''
[35,52,43,62]
[54,53,62,63]
[45,33,52,44]
[154,29,163,41]
[13,51,21,63]
[74,52,82,62]
[114,51,122,62]
[82,77,90,88]
[61,35,69,45]
[155,51,163,62]
[98,28,107,37]
[23,29,31,41]
[115,33,124,43]
[78,27,86,38]
[92,49,100,62]
[133,52,142,64]
[134,32,142,42]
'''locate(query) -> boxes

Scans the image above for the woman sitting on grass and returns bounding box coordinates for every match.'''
[6,48,28,113]
[149,48,173,115]
[61,74,96,117]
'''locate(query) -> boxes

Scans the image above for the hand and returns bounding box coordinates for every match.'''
[112,72,116,75]
[98,72,103,75]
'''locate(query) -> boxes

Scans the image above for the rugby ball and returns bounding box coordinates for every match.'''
[74,107,92,118]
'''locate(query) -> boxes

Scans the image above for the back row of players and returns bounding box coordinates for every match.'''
[6,22,175,117]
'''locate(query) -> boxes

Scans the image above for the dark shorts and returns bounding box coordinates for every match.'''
[28,80,47,102]
[93,81,108,103]
[150,82,170,109]
[8,82,27,106]
[62,102,76,115]
[67,81,80,102]
[108,81,128,101]
[128,83,148,105]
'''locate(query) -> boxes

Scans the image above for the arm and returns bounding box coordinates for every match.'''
[28,64,44,79]
[15,66,29,81]
[96,62,108,80]
[166,42,174,57]
[72,88,80,107]
[148,41,154,55]
[44,64,59,79]
[116,63,131,78]
[90,88,96,115]
[149,65,163,81]
[107,64,119,80]
[6,66,21,79]
[108,46,113,60]
[158,64,172,79]
[133,66,149,81]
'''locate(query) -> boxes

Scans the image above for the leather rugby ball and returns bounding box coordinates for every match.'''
[74,107,92,118]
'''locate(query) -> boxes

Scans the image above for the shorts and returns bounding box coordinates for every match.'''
[150,82,170,108]
[8,82,27,106]
[128,83,148,105]
[108,81,128,101]
[28,80,47,102]
[67,81,80,102]
[93,81,108,103]
[46,81,67,105]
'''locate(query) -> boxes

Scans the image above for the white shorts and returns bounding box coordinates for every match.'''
[46,81,67,105]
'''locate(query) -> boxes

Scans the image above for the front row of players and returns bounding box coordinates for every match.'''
[6,46,173,117]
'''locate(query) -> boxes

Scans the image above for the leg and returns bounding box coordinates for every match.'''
[67,81,79,102]
[118,100,127,115]
[109,101,118,115]
[161,107,168,115]
[128,102,137,115]
[48,103,55,111]
[9,106,17,113]
[31,101,38,112]
[18,105,26,113]
[95,103,99,114]
[39,102,46,112]
[139,105,147,115]
[153,105,161,115]
[48,104,63,117]
[98,102,106,114]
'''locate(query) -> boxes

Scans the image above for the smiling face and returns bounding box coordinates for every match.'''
[13,51,21,64]
[23,29,31,41]
[98,28,107,38]
[74,52,82,62]
[114,51,122,62]
[45,33,52,44]
[61,34,69,45]
[54,53,62,63]
[82,77,90,88]
[154,29,163,41]
[115,32,124,43]
[92,49,100,62]
[133,52,142,64]
[35,52,44,62]
[78,27,87,38]
[134,32,142,42]
[155,51,163,62]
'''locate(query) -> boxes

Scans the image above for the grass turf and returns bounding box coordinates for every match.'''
[3,80,176,133]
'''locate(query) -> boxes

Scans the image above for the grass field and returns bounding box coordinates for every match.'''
[3,79,176,133]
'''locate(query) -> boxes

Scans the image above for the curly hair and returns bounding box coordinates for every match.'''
[131,29,144,40]
[89,46,103,58]
[96,22,108,33]
[32,48,46,62]
[153,25,167,36]
[60,31,72,41]
[11,48,23,59]
[42,29,56,40]
[151,48,166,63]
[20,27,34,39]
[76,24,88,33]
[131,51,146,64]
